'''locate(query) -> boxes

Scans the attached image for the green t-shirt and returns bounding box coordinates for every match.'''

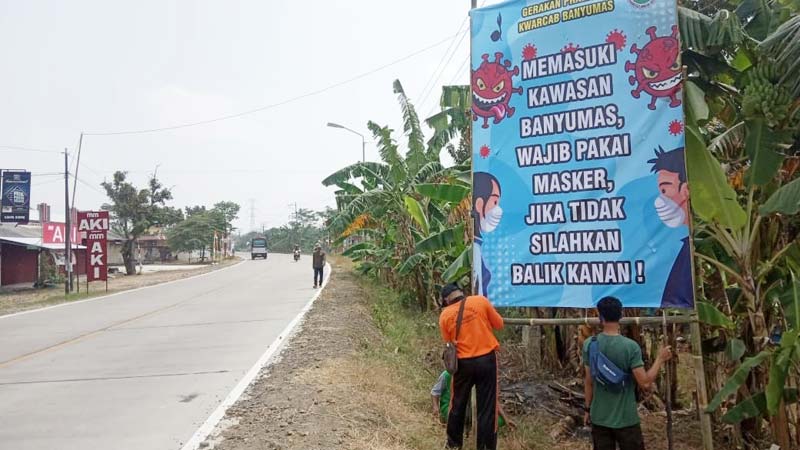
[582,334,644,429]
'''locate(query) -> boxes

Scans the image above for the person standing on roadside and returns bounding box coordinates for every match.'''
[312,244,326,288]
[438,283,504,450]
[583,296,673,450]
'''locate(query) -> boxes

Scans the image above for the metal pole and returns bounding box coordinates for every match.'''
[64,149,72,295]
[71,133,83,208]
[361,137,365,163]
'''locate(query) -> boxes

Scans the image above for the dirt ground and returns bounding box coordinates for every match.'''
[0,258,240,316]
[203,262,706,450]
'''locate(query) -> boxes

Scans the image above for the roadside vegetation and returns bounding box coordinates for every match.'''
[323,1,800,447]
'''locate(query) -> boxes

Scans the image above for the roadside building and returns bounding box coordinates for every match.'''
[0,223,85,287]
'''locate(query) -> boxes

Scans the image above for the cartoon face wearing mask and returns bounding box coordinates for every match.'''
[649,147,689,228]
[474,175,502,234]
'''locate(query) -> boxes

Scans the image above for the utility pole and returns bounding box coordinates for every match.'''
[63,148,72,295]
[249,198,256,232]
[288,202,298,246]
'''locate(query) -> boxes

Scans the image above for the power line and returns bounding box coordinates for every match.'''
[416,14,470,105]
[83,33,459,137]
[417,0,485,114]
[0,147,58,154]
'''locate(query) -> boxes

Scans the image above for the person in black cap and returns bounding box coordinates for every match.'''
[438,283,504,450]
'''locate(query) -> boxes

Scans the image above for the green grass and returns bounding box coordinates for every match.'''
[355,275,561,450]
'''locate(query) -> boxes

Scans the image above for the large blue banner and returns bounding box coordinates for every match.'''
[1,171,31,223]
[470,0,692,308]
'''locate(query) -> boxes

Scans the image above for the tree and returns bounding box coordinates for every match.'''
[212,201,240,236]
[323,80,471,310]
[654,4,800,447]
[167,212,215,261]
[102,171,174,275]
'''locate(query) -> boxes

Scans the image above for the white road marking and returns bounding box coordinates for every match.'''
[179,262,332,450]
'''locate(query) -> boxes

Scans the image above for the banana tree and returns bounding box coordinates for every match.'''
[680,2,800,446]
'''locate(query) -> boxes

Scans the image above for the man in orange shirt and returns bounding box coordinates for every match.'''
[439,283,504,450]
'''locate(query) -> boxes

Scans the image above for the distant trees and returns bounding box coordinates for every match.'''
[167,202,240,261]
[235,208,331,253]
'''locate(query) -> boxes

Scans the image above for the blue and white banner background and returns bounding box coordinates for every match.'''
[470,0,693,308]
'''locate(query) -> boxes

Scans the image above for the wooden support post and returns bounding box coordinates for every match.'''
[531,323,541,371]
[689,314,714,450]
[521,325,531,370]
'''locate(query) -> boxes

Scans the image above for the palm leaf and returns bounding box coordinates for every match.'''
[707,350,771,412]
[760,176,800,215]
[685,125,747,229]
[393,80,429,174]
[745,119,790,186]
[416,183,470,203]
[321,161,391,187]
[443,244,473,283]
[678,6,712,52]
[759,15,800,97]
[398,253,426,275]
[708,121,745,156]
[766,329,798,415]
[415,225,465,253]
[415,161,446,183]
[404,195,429,235]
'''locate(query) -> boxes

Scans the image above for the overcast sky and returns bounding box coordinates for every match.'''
[1,0,483,231]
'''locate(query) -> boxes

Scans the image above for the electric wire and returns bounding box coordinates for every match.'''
[83,33,460,137]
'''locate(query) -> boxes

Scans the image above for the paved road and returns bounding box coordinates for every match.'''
[0,254,320,450]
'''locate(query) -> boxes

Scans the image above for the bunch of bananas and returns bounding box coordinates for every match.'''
[742,63,792,128]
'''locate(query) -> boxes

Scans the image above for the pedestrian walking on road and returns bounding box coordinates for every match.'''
[583,296,673,450]
[438,284,504,450]
[312,244,326,288]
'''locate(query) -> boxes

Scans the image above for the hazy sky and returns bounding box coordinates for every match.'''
[1,0,482,231]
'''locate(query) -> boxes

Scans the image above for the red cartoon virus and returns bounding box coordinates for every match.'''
[471,52,522,129]
[561,43,580,53]
[522,43,538,61]
[479,145,491,158]
[668,120,684,135]
[606,29,627,51]
[625,26,682,110]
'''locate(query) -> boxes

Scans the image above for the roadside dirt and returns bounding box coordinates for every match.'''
[0,258,240,316]
[204,264,397,450]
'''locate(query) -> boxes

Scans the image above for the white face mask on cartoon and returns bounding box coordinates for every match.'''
[480,205,503,233]
[654,194,685,228]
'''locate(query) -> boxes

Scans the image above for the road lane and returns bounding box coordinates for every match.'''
[0,254,319,450]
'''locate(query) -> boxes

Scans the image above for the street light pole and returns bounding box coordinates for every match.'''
[326,122,365,163]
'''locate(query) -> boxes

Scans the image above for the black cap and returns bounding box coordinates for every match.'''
[440,283,461,300]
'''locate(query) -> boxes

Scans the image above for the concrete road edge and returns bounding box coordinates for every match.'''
[179,262,333,450]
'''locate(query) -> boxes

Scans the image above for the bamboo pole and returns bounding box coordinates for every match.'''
[503,315,696,327]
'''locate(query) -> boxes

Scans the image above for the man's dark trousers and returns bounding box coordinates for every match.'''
[446,351,497,450]
[313,267,323,286]
[592,424,645,450]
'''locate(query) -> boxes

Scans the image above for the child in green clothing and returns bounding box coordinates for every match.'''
[431,371,513,428]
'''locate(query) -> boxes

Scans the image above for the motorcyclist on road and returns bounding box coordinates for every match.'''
[293,245,301,262]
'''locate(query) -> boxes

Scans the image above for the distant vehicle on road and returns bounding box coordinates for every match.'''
[251,237,268,259]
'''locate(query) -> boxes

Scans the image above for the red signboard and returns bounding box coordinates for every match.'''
[42,222,78,245]
[77,211,109,282]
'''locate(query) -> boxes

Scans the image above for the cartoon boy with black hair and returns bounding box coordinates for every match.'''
[648,147,694,308]
[473,172,502,297]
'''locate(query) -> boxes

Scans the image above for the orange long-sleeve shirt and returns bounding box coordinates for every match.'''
[439,295,504,359]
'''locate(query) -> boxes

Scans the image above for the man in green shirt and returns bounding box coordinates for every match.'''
[582,296,673,450]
